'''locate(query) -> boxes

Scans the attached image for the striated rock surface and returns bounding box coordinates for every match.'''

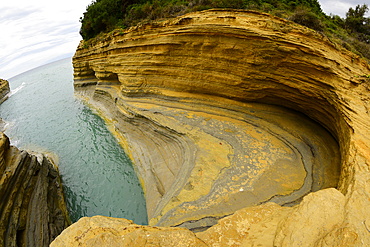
[50,189,348,247]
[0,132,70,246]
[0,79,10,103]
[273,188,346,246]
[51,215,207,247]
[65,9,370,246]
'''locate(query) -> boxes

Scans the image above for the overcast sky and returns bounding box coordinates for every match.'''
[0,0,91,79]
[0,0,368,79]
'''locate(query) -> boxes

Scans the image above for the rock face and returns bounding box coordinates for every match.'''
[197,188,347,247]
[0,133,70,246]
[66,9,370,246]
[51,215,207,247]
[50,189,349,247]
[0,79,10,103]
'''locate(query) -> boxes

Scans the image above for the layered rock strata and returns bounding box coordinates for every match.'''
[0,79,10,104]
[68,9,370,245]
[51,215,207,246]
[0,133,70,246]
[51,188,347,247]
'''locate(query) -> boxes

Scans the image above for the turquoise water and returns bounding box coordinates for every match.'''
[0,58,147,224]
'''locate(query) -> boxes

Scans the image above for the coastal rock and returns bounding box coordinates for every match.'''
[51,215,207,247]
[196,202,292,246]
[0,132,70,246]
[65,9,370,246]
[273,188,346,246]
[51,189,348,247]
[0,79,10,103]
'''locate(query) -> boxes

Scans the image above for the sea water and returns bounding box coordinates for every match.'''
[0,58,147,224]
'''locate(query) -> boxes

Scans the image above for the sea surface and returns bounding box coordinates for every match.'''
[0,58,147,224]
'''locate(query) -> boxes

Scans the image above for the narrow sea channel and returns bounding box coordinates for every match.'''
[0,58,147,224]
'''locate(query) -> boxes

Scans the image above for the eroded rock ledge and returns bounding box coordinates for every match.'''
[0,132,70,246]
[0,79,10,104]
[64,9,370,246]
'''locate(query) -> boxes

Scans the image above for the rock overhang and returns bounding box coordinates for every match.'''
[70,9,370,244]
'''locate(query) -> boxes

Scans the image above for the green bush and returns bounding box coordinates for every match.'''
[123,0,189,26]
[344,4,370,44]
[289,6,323,31]
[79,0,369,61]
[80,0,143,40]
[80,0,328,40]
[345,4,368,33]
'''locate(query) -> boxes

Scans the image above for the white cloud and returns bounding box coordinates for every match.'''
[0,0,91,79]
[0,0,369,79]
[319,0,370,17]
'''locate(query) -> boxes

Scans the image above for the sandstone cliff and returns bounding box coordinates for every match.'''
[61,9,370,246]
[0,79,10,104]
[0,132,70,246]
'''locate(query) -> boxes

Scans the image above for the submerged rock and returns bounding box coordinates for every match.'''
[0,133,70,246]
[58,9,370,246]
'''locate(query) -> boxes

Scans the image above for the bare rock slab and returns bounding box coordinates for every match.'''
[51,215,207,247]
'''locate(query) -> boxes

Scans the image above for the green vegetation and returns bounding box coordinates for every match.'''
[79,0,370,60]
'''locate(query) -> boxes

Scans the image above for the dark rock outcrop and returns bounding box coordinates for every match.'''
[0,133,70,246]
[0,79,10,104]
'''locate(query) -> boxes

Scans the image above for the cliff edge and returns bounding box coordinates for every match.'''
[57,9,370,246]
[0,79,10,104]
[0,133,70,246]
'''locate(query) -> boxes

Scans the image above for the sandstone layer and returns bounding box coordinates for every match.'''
[51,215,207,247]
[52,188,346,246]
[68,9,370,246]
[0,79,10,104]
[0,132,70,246]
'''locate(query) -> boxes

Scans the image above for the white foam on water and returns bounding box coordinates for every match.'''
[7,82,26,98]
[1,121,21,147]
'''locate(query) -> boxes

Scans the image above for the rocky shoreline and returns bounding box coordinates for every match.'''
[63,9,370,246]
[0,79,70,246]
[2,8,370,246]
[61,9,370,246]
[0,79,10,104]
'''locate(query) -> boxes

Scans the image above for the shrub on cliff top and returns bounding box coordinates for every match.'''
[79,0,370,61]
[289,6,323,31]
[80,0,142,40]
[79,0,324,40]
[345,4,370,43]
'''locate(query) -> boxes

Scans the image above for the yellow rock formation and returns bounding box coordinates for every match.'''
[0,79,10,103]
[51,215,207,247]
[56,9,370,246]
